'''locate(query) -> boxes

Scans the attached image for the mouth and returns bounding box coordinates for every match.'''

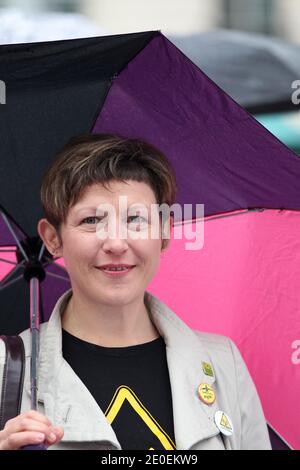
[95,264,136,278]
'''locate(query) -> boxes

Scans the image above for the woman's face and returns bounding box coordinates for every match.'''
[39,180,169,307]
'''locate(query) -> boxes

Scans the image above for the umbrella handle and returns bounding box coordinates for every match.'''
[20,444,47,450]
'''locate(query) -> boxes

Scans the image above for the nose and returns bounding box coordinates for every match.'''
[101,233,129,255]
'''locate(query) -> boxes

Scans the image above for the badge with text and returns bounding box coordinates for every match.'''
[214,411,234,436]
[197,383,216,405]
[202,361,214,377]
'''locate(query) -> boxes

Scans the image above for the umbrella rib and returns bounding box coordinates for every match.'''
[38,242,45,261]
[43,255,61,265]
[0,211,29,261]
[0,257,18,265]
[0,274,23,290]
[49,260,69,274]
[42,257,68,275]
[204,208,265,222]
[173,208,265,226]
[47,271,69,282]
[0,260,25,285]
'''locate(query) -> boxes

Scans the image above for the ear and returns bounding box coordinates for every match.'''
[37,218,63,258]
[161,215,174,252]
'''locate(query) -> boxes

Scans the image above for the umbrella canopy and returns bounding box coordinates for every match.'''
[0,31,299,449]
[168,29,300,113]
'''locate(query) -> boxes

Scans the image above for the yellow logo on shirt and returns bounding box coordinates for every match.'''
[105,385,176,450]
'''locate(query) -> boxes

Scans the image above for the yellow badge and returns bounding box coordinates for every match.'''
[197,383,216,405]
[202,361,214,377]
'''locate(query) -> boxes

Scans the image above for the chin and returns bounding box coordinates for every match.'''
[98,289,137,304]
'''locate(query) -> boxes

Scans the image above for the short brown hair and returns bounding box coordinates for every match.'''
[40,133,177,249]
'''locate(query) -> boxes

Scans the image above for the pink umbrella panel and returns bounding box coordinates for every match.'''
[149,208,300,450]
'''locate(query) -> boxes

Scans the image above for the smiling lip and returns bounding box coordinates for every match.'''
[95,264,136,278]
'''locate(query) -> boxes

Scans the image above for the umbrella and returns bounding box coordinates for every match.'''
[1,31,299,449]
[167,29,300,114]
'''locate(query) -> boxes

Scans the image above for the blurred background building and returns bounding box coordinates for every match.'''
[1,0,300,43]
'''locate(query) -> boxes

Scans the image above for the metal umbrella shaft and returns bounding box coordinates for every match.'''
[21,257,47,450]
[29,277,40,411]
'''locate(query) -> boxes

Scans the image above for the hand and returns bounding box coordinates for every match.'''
[0,410,64,450]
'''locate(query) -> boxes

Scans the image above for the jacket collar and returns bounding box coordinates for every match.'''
[26,288,220,450]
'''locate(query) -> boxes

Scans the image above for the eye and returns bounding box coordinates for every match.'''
[81,216,103,225]
[127,215,147,224]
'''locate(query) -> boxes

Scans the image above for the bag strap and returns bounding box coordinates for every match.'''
[0,335,25,430]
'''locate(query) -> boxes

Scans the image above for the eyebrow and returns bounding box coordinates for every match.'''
[74,204,154,214]
[73,206,98,215]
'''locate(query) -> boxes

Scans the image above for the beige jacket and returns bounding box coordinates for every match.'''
[0,288,271,450]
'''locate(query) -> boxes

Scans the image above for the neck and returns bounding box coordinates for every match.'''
[61,289,161,347]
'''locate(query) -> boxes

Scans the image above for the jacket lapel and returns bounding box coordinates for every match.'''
[145,292,221,449]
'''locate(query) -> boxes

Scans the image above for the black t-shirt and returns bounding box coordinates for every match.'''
[62,329,177,450]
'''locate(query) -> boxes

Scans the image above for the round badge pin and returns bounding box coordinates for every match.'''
[197,383,216,405]
[214,410,234,436]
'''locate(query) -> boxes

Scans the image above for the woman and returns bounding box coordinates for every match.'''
[0,133,271,450]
